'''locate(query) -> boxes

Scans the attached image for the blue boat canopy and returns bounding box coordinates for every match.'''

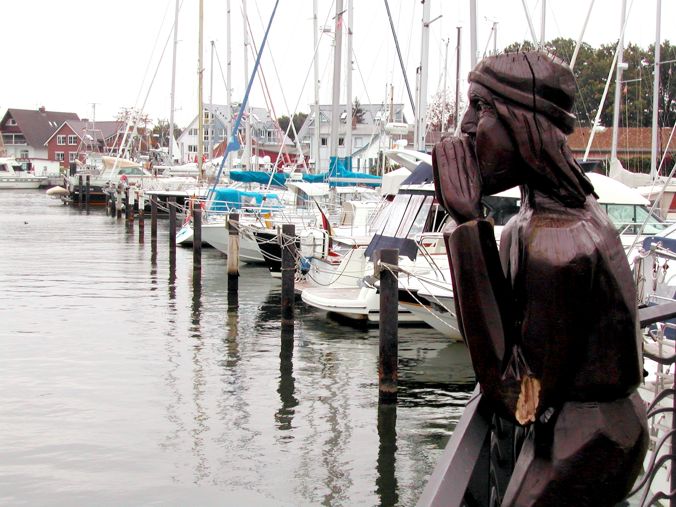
[209,188,282,212]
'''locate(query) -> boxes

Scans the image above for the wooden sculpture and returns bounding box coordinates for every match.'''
[432,51,648,506]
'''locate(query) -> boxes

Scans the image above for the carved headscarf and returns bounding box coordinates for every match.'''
[469,51,595,208]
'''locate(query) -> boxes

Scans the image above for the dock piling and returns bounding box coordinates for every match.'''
[227,213,240,308]
[150,196,158,242]
[128,188,135,222]
[168,197,177,255]
[78,175,83,209]
[138,193,145,243]
[193,207,202,271]
[378,248,399,403]
[116,186,123,219]
[85,175,90,213]
[281,223,296,330]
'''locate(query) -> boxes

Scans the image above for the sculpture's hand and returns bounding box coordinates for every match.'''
[432,135,483,224]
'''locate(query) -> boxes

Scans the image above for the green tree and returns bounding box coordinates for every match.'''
[352,98,366,124]
[277,112,308,141]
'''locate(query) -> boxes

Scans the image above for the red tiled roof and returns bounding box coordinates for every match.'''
[2,108,80,148]
[568,127,675,154]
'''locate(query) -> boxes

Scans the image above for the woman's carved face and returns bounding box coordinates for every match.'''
[461,83,523,195]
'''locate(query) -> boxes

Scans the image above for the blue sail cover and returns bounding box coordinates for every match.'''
[229,170,288,187]
[208,188,281,212]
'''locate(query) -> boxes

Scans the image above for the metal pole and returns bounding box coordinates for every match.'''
[227,213,240,308]
[313,0,321,172]
[169,0,179,164]
[329,0,344,165]
[209,40,215,161]
[281,223,296,330]
[345,0,353,163]
[540,0,546,47]
[469,0,477,68]
[455,26,462,129]
[611,0,627,162]
[378,248,399,403]
[193,207,202,270]
[650,0,662,180]
[197,0,205,180]
[416,0,431,152]
[226,0,233,173]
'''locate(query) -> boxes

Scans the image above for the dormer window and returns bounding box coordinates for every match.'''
[7,118,16,126]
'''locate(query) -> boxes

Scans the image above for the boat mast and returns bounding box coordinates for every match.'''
[345,0,353,165]
[650,0,662,180]
[169,0,179,164]
[197,0,205,180]
[540,0,546,47]
[455,26,462,129]
[313,0,321,172]
[209,40,215,161]
[227,0,233,172]
[469,0,477,68]
[329,0,344,166]
[610,0,627,162]
[243,0,251,170]
[414,0,431,152]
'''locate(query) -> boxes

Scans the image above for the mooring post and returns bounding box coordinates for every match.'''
[138,193,145,243]
[150,196,158,242]
[227,213,240,308]
[116,186,123,219]
[378,248,399,403]
[124,187,130,221]
[85,175,90,213]
[78,175,83,209]
[168,197,177,253]
[108,188,115,217]
[281,223,296,330]
[193,207,202,270]
[128,187,135,222]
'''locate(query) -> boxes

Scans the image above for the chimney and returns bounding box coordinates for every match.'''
[39,106,46,114]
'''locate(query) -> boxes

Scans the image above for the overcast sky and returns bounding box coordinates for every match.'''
[2,0,673,128]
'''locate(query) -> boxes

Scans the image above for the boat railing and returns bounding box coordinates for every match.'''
[416,301,676,507]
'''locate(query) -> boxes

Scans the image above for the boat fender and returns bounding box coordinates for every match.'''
[299,256,312,275]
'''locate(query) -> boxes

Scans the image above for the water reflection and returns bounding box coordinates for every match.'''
[190,271,209,483]
[276,329,297,432]
[377,402,398,507]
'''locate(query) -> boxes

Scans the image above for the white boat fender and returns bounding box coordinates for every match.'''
[46,186,69,197]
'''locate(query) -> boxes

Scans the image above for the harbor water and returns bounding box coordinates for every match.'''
[0,190,474,506]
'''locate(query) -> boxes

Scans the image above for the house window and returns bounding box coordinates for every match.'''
[57,135,66,145]
[69,152,77,162]
[20,150,29,159]
[55,152,65,161]
[320,137,328,147]
[338,137,344,146]
[68,135,78,145]
[188,145,197,153]
[189,128,198,136]
[7,118,16,126]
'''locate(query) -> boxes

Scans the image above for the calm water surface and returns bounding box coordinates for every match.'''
[0,190,474,506]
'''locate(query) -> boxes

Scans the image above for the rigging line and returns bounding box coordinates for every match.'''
[134,0,175,107]
[383,0,415,116]
[209,0,281,202]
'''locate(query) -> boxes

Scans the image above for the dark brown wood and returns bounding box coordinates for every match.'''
[150,196,158,242]
[168,197,176,253]
[227,213,239,308]
[124,187,130,221]
[193,208,202,270]
[638,301,676,328]
[85,175,90,213]
[378,248,399,403]
[281,223,295,330]
[78,175,83,209]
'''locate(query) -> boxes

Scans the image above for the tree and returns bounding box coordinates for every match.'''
[152,119,182,148]
[277,112,308,141]
[352,98,366,124]
[426,89,456,131]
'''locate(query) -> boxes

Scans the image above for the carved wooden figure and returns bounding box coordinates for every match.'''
[432,51,648,506]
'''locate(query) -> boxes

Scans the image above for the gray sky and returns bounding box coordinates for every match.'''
[3,0,673,128]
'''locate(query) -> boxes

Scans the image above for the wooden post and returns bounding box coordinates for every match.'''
[85,175,90,213]
[193,207,202,270]
[281,223,296,330]
[108,189,115,217]
[378,248,399,403]
[168,197,177,253]
[128,187,135,222]
[78,175,83,209]
[124,187,130,220]
[227,213,240,308]
[150,196,158,242]
[116,186,123,219]
[138,193,145,243]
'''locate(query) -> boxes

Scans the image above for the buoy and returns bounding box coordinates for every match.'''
[46,186,69,197]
